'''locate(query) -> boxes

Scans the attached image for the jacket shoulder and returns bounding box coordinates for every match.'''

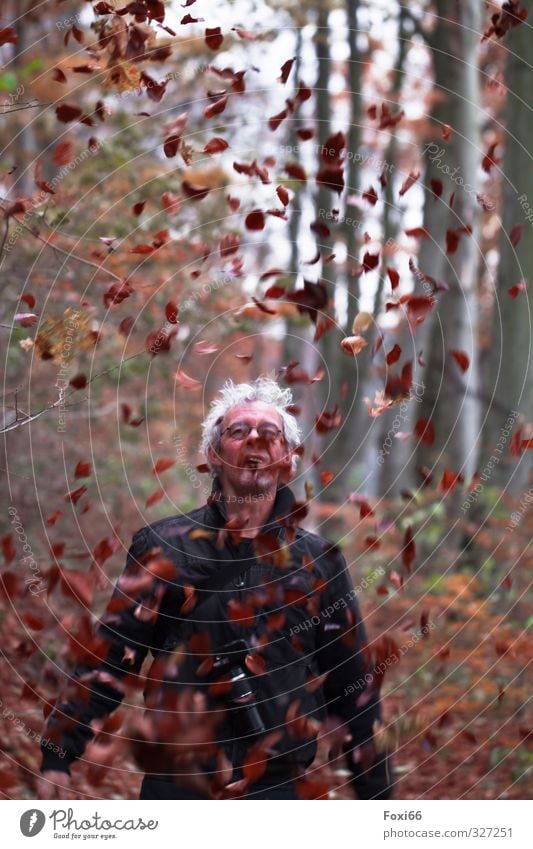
[132,503,210,544]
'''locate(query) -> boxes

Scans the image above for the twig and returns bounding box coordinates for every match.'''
[10,215,123,283]
[1,352,145,434]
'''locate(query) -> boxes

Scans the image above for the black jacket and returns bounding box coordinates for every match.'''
[41,481,392,798]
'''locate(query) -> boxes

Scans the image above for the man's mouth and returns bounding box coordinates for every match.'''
[244,456,267,469]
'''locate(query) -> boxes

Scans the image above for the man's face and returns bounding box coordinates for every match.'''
[208,401,294,496]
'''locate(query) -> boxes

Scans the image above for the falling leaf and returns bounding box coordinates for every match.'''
[340,335,368,356]
[151,458,175,475]
[508,280,528,298]
[204,95,228,119]
[146,488,165,507]
[387,267,400,290]
[386,344,402,365]
[399,170,420,197]
[510,224,524,247]
[52,141,74,166]
[174,370,202,390]
[56,103,83,123]
[450,349,470,372]
[279,58,295,84]
[13,313,38,327]
[362,251,380,273]
[64,485,87,505]
[414,418,435,446]
[205,27,223,49]
[182,180,210,201]
[245,210,265,230]
[74,461,92,478]
[352,312,373,333]
[203,137,229,154]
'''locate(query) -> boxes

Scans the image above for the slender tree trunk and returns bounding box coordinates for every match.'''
[481,15,533,496]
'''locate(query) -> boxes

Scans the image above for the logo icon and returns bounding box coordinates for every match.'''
[20,810,46,837]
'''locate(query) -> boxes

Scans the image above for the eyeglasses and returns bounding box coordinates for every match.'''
[220,421,283,442]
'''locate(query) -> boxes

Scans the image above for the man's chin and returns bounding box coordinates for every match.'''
[233,468,276,495]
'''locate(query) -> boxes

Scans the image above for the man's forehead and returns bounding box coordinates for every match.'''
[222,400,283,425]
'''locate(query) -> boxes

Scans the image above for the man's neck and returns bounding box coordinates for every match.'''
[217,483,278,538]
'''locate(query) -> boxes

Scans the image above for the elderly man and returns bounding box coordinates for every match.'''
[39,377,392,800]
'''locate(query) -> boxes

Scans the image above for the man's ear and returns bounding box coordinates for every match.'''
[206,443,222,473]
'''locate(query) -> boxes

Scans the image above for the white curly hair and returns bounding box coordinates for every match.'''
[200,376,302,473]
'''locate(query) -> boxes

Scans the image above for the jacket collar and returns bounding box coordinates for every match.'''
[206,475,296,537]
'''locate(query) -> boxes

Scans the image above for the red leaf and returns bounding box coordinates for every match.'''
[165,301,179,324]
[174,370,202,390]
[52,141,74,166]
[316,165,344,194]
[405,227,429,239]
[399,170,420,197]
[276,185,289,207]
[414,418,435,446]
[510,224,524,247]
[386,344,402,365]
[0,27,18,46]
[439,469,464,492]
[279,58,295,84]
[161,191,181,214]
[315,406,342,433]
[52,68,67,83]
[387,267,400,290]
[103,280,133,307]
[152,458,175,475]
[362,185,378,205]
[74,461,92,478]
[446,228,460,254]
[268,109,288,131]
[182,180,210,201]
[132,201,145,216]
[55,103,83,123]
[146,488,165,507]
[163,134,181,158]
[204,95,228,119]
[205,27,224,49]
[450,349,470,372]
[284,162,307,182]
[245,210,265,230]
[203,137,229,154]
[245,653,266,676]
[13,312,38,327]
[362,252,380,273]
[508,280,528,298]
[430,178,443,197]
[70,374,87,389]
[64,485,87,505]
[482,141,499,173]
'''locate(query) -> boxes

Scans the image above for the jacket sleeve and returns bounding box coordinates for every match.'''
[40,526,168,775]
[314,547,394,799]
